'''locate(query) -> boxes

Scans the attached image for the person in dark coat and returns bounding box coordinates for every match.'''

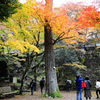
[30,79,36,95]
[40,77,45,94]
[84,76,92,100]
[66,80,71,92]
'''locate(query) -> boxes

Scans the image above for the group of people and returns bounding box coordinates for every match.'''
[75,75,92,100]
[30,77,45,95]
[29,76,100,100]
[75,75,100,100]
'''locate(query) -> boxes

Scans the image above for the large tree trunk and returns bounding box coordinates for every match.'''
[44,0,58,95]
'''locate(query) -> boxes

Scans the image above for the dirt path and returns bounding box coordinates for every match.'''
[2,91,97,100]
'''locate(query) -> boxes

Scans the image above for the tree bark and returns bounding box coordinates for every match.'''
[19,53,31,95]
[19,68,27,95]
[44,0,58,95]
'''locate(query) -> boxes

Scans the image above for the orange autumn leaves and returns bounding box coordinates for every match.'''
[78,6,100,28]
[32,3,85,44]
[3,1,99,52]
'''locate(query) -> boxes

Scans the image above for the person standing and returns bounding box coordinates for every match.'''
[95,79,100,99]
[84,76,92,100]
[75,75,83,100]
[40,77,45,94]
[30,79,36,95]
[66,80,71,92]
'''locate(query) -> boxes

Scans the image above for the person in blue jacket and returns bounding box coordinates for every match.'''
[75,75,83,100]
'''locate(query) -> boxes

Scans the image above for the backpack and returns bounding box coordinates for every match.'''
[82,82,86,88]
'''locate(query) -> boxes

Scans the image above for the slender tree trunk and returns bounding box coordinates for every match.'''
[19,53,30,95]
[34,65,37,91]
[19,68,28,95]
[44,0,58,95]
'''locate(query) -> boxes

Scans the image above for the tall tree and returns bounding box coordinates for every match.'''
[30,1,89,96]
[44,0,59,96]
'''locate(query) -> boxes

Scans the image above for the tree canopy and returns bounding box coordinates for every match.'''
[0,0,21,21]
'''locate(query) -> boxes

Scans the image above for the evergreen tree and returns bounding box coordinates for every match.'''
[0,0,21,21]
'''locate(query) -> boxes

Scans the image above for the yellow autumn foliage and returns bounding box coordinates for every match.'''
[2,0,42,54]
[6,39,40,53]
[64,62,86,69]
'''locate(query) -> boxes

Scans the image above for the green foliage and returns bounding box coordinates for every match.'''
[55,46,87,85]
[55,47,79,67]
[0,0,21,21]
[49,92,62,98]
[79,57,86,64]
[0,55,6,61]
[44,90,62,98]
